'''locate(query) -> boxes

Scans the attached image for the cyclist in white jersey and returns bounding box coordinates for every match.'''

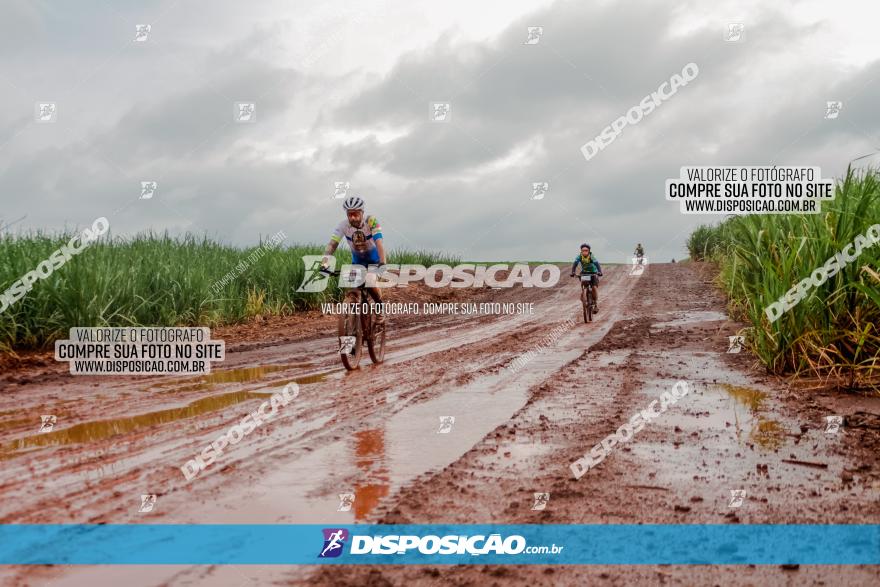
[322,196,387,324]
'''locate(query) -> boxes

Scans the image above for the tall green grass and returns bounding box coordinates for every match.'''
[689,167,880,389]
[686,225,725,261]
[0,231,458,352]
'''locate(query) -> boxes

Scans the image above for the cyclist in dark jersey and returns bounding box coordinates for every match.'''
[570,243,603,312]
[634,243,645,266]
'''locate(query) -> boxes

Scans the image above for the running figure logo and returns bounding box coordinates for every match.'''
[532,182,549,200]
[430,102,451,122]
[319,528,349,558]
[134,24,151,42]
[339,336,356,354]
[39,415,57,433]
[297,255,334,293]
[728,489,746,508]
[333,181,351,199]
[36,103,57,123]
[139,494,157,513]
[140,181,158,200]
[825,101,843,119]
[825,415,843,434]
[337,493,355,512]
[629,256,647,276]
[437,416,455,434]
[727,335,745,353]
[725,23,744,42]
[235,102,256,123]
[523,27,543,45]
[531,492,550,510]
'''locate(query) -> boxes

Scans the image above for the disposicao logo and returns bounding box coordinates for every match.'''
[319,528,349,558]
[296,256,560,292]
[319,531,533,556]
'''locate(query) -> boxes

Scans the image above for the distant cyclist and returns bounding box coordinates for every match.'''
[322,196,387,325]
[634,243,645,264]
[570,243,603,313]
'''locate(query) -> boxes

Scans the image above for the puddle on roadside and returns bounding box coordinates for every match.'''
[351,428,390,521]
[721,383,766,411]
[1,390,272,453]
[151,363,320,394]
[647,382,788,454]
[290,373,328,386]
[0,417,51,433]
[651,310,728,330]
[714,383,787,450]
[627,379,792,490]
[751,419,786,450]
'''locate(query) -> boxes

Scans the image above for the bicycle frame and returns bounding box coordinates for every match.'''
[321,266,386,369]
[577,273,597,323]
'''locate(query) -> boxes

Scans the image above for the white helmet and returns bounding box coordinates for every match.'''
[343,196,364,210]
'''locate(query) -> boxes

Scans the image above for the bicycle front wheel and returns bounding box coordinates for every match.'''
[585,287,593,322]
[367,313,386,364]
[338,312,363,370]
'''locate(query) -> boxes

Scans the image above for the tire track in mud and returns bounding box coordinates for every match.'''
[1,267,638,586]
[6,263,878,586]
[304,262,880,587]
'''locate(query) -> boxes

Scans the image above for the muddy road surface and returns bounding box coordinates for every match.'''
[1,263,878,586]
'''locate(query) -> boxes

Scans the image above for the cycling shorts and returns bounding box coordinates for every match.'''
[352,249,380,266]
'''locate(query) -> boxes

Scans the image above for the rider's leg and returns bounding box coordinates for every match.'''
[592,276,599,311]
[366,287,385,325]
[343,288,360,308]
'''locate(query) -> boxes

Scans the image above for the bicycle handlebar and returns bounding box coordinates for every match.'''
[319,264,386,278]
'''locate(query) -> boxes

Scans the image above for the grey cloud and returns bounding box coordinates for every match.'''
[2,0,880,265]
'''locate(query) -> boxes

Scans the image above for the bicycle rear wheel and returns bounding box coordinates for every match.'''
[338,312,363,370]
[366,312,386,364]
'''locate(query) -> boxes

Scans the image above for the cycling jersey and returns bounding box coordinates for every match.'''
[331,215,383,264]
[572,253,601,275]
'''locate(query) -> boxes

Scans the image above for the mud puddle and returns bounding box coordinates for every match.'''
[1,390,275,454]
[624,352,861,513]
[149,362,320,394]
[650,310,728,330]
[210,346,585,525]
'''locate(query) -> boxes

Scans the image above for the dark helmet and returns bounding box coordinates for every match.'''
[580,243,591,249]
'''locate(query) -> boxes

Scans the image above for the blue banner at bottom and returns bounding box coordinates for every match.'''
[0,525,877,565]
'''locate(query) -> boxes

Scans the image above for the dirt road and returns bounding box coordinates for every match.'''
[1,263,878,586]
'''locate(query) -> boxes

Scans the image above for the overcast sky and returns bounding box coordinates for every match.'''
[1,0,878,262]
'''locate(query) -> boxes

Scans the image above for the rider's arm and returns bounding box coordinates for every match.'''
[321,240,338,267]
[594,259,602,274]
[570,257,580,275]
[375,237,386,265]
[368,216,386,264]
[323,225,344,265]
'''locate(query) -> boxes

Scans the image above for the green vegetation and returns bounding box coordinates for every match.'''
[687,167,880,389]
[0,232,458,352]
